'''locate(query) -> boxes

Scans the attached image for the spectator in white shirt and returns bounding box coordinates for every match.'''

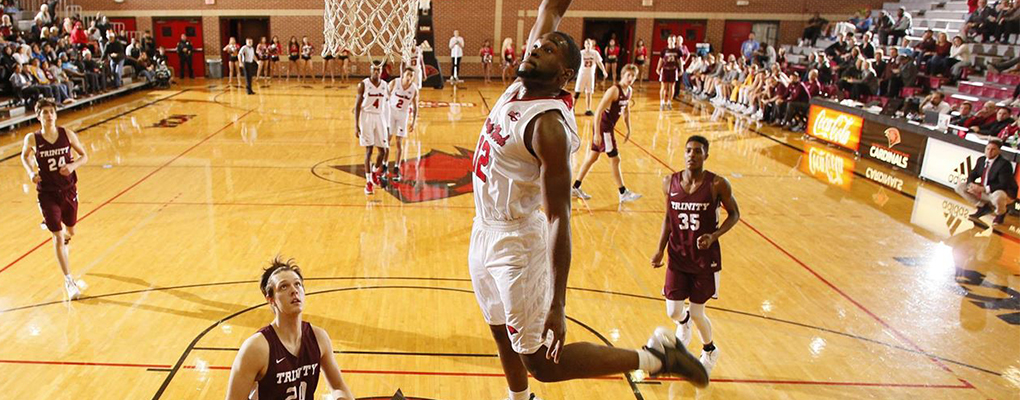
[921,92,953,114]
[448,30,464,81]
[238,38,257,95]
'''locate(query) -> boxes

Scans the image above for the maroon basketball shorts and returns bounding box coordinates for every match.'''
[590,130,618,156]
[659,69,678,83]
[664,267,719,304]
[38,188,78,232]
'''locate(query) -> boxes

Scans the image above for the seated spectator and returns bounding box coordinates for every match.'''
[971,106,1014,136]
[915,30,938,66]
[964,0,999,43]
[781,72,813,130]
[855,10,873,33]
[889,7,912,45]
[34,4,52,26]
[70,21,88,49]
[964,101,1000,127]
[876,10,895,46]
[921,92,953,114]
[952,101,975,125]
[802,12,828,47]
[824,33,851,59]
[882,54,918,97]
[13,45,31,65]
[997,0,1020,44]
[942,36,973,80]
[60,54,89,94]
[928,33,953,76]
[26,58,71,104]
[0,14,16,42]
[860,32,877,59]
[842,58,879,100]
[9,62,51,105]
[954,139,1018,225]
[43,60,76,100]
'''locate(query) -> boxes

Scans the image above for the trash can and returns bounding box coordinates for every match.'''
[206,58,222,79]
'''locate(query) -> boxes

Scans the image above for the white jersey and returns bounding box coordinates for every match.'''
[406,52,424,89]
[472,81,580,222]
[579,49,602,77]
[389,80,418,116]
[361,78,388,115]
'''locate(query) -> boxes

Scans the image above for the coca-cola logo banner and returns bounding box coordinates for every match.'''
[807,105,864,151]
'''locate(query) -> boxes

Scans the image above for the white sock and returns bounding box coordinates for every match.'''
[365,172,371,183]
[508,387,530,400]
[65,274,73,282]
[637,348,663,374]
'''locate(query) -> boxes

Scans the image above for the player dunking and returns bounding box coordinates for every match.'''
[571,64,641,203]
[650,135,740,376]
[354,61,390,195]
[225,257,354,399]
[573,39,607,116]
[470,1,708,399]
[386,67,419,181]
[20,98,88,300]
[657,36,681,110]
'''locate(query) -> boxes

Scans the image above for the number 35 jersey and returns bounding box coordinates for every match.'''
[667,171,722,273]
[472,81,579,222]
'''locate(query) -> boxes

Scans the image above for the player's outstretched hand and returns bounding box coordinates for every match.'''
[696,233,716,250]
[542,305,566,363]
[651,251,665,268]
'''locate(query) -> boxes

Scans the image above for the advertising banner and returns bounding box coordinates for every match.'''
[859,121,928,174]
[807,105,863,152]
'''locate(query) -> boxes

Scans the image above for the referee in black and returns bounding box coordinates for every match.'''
[239,38,256,95]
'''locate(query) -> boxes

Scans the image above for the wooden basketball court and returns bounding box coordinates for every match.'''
[0,80,1017,399]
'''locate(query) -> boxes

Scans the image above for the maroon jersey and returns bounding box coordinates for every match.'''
[257,322,321,400]
[666,171,722,273]
[35,127,77,192]
[661,48,681,72]
[598,84,630,133]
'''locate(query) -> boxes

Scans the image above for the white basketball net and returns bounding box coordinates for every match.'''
[323,0,419,60]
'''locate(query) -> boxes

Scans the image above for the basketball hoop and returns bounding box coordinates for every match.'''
[323,0,419,60]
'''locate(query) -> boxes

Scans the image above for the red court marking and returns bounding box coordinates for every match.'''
[0,358,971,389]
[625,137,975,389]
[0,109,255,276]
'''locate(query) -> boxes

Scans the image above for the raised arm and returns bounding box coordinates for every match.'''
[529,110,572,363]
[314,327,354,400]
[224,335,268,400]
[526,0,573,55]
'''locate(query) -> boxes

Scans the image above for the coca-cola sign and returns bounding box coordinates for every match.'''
[807,105,863,151]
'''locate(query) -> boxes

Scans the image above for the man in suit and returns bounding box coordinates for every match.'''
[956,139,1019,225]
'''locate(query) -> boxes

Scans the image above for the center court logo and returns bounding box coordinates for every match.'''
[313,148,475,203]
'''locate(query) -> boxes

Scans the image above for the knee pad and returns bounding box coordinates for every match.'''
[607,149,619,158]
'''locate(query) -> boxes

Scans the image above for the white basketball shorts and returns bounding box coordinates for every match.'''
[388,111,410,138]
[469,212,554,355]
[574,71,596,94]
[359,112,388,148]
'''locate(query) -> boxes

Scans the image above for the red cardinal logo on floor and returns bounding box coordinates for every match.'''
[330,147,475,203]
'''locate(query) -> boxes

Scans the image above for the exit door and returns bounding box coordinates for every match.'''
[650,20,705,81]
[154,18,205,77]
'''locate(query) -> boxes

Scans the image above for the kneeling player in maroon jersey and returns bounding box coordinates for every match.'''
[650,135,740,375]
[20,98,89,300]
[225,257,354,400]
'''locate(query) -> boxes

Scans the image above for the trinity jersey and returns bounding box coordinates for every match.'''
[661,47,681,71]
[666,171,722,273]
[256,322,321,400]
[472,81,580,222]
[599,84,631,132]
[35,127,77,192]
[361,78,388,114]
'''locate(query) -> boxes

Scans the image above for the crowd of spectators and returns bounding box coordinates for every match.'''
[0,1,168,109]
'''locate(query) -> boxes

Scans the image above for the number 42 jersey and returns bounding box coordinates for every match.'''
[472,81,579,222]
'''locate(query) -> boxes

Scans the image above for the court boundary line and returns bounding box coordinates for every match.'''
[150,285,645,400]
[0,276,1002,377]
[623,122,978,389]
[0,108,254,276]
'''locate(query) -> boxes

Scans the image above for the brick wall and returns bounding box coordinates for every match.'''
[77,0,888,77]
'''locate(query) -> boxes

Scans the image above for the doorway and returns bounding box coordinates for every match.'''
[581,19,636,77]
[722,20,779,58]
[649,20,705,81]
[154,18,206,77]
[219,17,271,76]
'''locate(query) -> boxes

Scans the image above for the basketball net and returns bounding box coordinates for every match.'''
[323,0,419,61]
